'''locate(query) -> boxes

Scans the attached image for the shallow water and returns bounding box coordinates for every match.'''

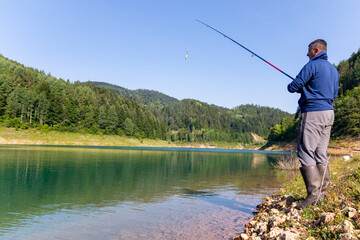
[0,145,291,239]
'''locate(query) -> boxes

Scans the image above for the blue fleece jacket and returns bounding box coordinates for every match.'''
[287,51,339,113]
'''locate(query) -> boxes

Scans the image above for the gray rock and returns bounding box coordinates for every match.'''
[266,227,283,238]
[342,220,354,233]
[277,231,299,240]
[287,208,301,221]
[346,207,358,219]
[239,233,249,240]
[340,233,357,240]
[246,220,257,228]
[269,215,286,228]
[319,212,336,224]
[254,222,268,235]
[270,208,280,215]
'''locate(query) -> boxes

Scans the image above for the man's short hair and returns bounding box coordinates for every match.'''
[309,39,327,52]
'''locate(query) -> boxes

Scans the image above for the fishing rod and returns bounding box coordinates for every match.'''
[196,20,294,80]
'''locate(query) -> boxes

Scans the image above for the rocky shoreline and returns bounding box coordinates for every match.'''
[233,154,360,240]
[234,193,360,240]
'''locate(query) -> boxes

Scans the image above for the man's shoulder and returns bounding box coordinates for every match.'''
[310,58,335,68]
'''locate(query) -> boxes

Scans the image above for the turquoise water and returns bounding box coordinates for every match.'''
[0,145,291,239]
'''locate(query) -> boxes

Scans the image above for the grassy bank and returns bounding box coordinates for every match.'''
[0,127,249,149]
[235,154,360,239]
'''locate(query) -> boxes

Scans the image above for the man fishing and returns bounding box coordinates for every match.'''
[287,39,339,209]
[197,22,339,208]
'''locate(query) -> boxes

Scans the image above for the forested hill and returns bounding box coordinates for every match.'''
[91,82,291,142]
[269,48,360,142]
[0,53,291,144]
[162,100,290,143]
[89,81,179,107]
[332,49,360,138]
[0,54,166,139]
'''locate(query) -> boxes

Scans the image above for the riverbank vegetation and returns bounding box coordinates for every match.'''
[0,126,251,149]
[271,155,301,170]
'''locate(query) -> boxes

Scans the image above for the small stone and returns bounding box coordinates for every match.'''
[319,212,336,224]
[278,231,299,240]
[266,227,283,238]
[246,220,257,228]
[331,225,342,231]
[254,222,267,235]
[270,208,280,215]
[258,212,269,221]
[288,209,301,221]
[251,233,261,240]
[342,220,354,233]
[340,233,357,240]
[347,207,358,219]
[268,215,286,228]
[238,233,249,240]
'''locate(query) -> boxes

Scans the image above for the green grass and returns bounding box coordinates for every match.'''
[0,127,250,149]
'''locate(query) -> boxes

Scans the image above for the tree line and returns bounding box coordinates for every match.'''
[0,54,166,139]
[89,81,290,143]
[0,53,290,144]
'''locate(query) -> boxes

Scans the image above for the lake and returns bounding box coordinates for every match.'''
[0,145,293,240]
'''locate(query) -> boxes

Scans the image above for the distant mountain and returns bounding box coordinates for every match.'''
[89,81,179,107]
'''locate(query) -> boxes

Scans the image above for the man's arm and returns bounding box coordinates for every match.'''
[287,63,313,93]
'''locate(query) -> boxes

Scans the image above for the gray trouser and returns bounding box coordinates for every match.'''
[297,110,334,166]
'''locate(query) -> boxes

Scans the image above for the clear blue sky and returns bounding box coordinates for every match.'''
[1,1,360,113]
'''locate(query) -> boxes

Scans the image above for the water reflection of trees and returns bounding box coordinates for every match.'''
[0,146,288,230]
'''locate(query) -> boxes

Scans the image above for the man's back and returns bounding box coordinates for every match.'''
[288,51,339,112]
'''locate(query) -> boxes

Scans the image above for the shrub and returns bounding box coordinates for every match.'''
[272,154,301,170]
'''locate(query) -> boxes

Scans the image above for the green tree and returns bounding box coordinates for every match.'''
[123,118,136,136]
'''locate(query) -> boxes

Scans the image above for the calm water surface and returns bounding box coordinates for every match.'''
[0,145,292,240]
